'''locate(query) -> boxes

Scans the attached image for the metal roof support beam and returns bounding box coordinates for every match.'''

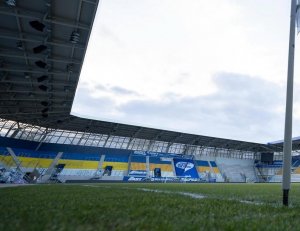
[1,80,76,88]
[69,131,80,145]
[126,128,143,150]
[0,67,78,76]
[0,29,85,49]
[82,0,97,4]
[165,133,184,153]
[183,144,190,155]
[146,140,155,152]
[103,124,119,148]
[0,51,81,65]
[10,126,20,138]
[146,131,165,151]
[165,142,173,154]
[126,137,134,150]
[103,135,111,148]
[0,111,68,116]
[14,9,30,68]
[0,8,90,30]
[4,121,18,137]
[35,127,49,150]
[67,0,83,82]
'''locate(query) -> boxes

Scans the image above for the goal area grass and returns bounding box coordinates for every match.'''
[1,183,300,231]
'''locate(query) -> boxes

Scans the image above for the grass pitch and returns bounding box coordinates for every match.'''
[1,183,300,231]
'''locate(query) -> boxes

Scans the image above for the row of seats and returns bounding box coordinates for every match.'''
[0,147,222,180]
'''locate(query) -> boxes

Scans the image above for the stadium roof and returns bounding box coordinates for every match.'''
[0,0,284,153]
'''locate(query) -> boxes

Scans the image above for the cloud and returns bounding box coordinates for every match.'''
[118,73,287,142]
[72,86,118,118]
[110,86,139,96]
[73,72,288,143]
[73,1,295,143]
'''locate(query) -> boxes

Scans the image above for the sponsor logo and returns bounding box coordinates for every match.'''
[128,177,144,181]
[175,162,194,172]
[133,151,147,155]
[123,176,146,181]
[129,170,147,176]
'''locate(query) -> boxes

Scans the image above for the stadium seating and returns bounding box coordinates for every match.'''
[196,160,210,173]
[266,158,300,182]
[210,161,220,174]
[216,158,257,182]
[57,152,100,181]
[102,153,129,177]
[149,157,174,177]
[195,160,223,182]
[2,145,281,183]
[13,148,57,170]
[0,147,34,183]
[130,155,146,171]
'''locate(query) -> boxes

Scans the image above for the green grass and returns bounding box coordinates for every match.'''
[1,183,300,231]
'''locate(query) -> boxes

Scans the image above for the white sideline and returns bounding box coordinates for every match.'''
[137,188,206,199]
[81,185,264,206]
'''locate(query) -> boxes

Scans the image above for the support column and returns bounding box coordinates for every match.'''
[207,160,214,175]
[171,158,177,177]
[127,154,132,176]
[193,159,201,179]
[6,147,23,173]
[95,154,105,176]
[146,156,150,178]
[42,152,63,182]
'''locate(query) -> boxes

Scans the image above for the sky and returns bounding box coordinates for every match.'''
[71,0,300,143]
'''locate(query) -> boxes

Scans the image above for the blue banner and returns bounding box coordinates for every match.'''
[173,158,199,178]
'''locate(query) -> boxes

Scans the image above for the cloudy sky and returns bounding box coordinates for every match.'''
[72,0,300,143]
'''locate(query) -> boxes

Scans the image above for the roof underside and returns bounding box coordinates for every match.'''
[0,0,284,153]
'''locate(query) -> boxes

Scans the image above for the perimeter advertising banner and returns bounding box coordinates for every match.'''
[133,151,193,159]
[128,170,147,176]
[173,158,199,178]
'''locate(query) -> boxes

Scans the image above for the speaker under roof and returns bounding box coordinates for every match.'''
[37,75,48,82]
[33,45,47,54]
[38,85,48,91]
[35,60,47,69]
[40,101,49,107]
[29,20,45,32]
[41,108,49,113]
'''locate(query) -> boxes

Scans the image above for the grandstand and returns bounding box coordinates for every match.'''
[1,0,300,186]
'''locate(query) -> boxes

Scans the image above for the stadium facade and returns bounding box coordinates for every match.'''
[1,0,300,184]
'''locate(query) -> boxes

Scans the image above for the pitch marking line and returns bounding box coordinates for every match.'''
[81,185,264,206]
[135,187,264,206]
